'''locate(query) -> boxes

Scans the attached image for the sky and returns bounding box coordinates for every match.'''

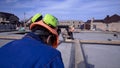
[0,0,120,22]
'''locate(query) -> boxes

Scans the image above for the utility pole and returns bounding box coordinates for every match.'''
[90,17,94,30]
[84,22,86,30]
[24,12,26,30]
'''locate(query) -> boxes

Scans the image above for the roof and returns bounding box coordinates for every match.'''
[86,14,120,24]
[0,12,19,24]
[86,19,104,23]
[104,14,120,23]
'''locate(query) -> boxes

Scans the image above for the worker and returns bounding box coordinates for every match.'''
[68,25,74,40]
[0,14,64,68]
[62,25,74,41]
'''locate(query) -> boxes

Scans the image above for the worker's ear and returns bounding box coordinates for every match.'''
[46,35,52,46]
[46,35,56,46]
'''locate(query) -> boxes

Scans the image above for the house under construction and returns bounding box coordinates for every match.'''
[0,12,19,32]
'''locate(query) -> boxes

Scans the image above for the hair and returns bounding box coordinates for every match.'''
[31,25,56,46]
[31,25,49,33]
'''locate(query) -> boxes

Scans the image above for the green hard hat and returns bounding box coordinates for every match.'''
[43,14,58,28]
[31,13,42,23]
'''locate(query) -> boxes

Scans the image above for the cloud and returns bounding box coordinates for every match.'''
[12,0,60,9]
[48,0,81,9]
[26,0,82,14]
[5,0,18,3]
[3,0,119,21]
[24,0,119,21]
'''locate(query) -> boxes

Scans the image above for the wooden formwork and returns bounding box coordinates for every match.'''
[0,35,120,45]
[65,39,120,45]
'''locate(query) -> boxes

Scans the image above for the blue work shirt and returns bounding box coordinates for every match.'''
[0,32,64,68]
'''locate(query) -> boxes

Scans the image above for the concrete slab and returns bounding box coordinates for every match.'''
[74,40,86,68]
[57,42,73,68]
[57,40,86,68]
[82,44,120,68]
[1,31,120,68]
[74,31,120,41]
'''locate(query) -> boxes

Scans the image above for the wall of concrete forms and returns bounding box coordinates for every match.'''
[73,21,83,28]
[59,20,120,32]
[0,18,9,23]
[109,22,120,32]
[59,21,70,26]
[93,22,106,31]
[59,20,84,29]
[92,22,120,32]
[0,18,3,22]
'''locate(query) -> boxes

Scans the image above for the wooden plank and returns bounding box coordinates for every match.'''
[80,40,120,45]
[0,36,22,40]
[1,35,120,45]
[65,39,120,45]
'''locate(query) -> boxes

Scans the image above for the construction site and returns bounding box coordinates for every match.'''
[0,12,120,68]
